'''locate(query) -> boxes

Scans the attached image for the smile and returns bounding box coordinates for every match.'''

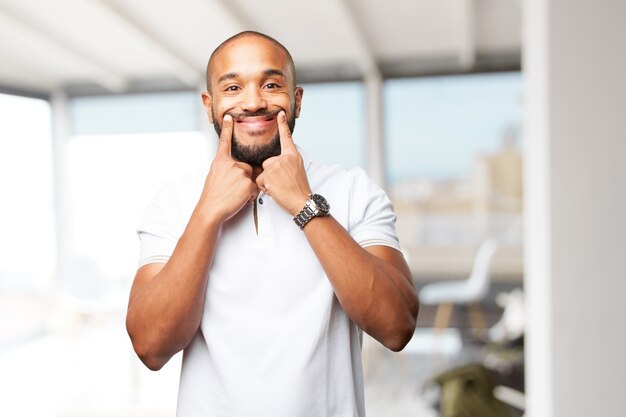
[235,115,277,130]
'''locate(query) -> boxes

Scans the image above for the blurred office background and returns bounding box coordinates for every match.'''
[0,1,624,416]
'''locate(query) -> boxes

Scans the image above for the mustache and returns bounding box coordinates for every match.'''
[226,109,281,121]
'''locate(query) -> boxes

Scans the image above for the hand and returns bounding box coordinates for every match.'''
[256,111,312,216]
[200,115,258,223]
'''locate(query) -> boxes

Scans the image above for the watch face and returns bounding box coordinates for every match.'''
[311,194,330,213]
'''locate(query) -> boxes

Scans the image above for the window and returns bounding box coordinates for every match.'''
[0,93,54,289]
[296,82,366,170]
[384,72,523,279]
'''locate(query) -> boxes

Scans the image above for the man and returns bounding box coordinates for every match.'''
[126,31,418,416]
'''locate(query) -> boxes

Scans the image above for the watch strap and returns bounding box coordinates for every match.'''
[293,194,327,229]
[293,204,316,229]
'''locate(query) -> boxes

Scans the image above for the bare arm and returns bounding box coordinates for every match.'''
[126,211,221,370]
[304,217,418,351]
[126,115,257,370]
[257,112,418,351]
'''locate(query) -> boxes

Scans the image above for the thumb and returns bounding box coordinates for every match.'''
[216,114,233,157]
[277,111,297,155]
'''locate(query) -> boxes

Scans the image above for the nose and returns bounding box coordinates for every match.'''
[241,87,267,113]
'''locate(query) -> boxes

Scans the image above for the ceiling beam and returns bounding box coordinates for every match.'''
[458,0,476,69]
[0,5,127,92]
[95,0,202,88]
[0,41,58,93]
[335,0,384,188]
[335,0,380,79]
[0,84,49,100]
[211,0,259,31]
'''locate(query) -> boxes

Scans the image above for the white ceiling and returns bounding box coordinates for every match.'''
[0,0,521,96]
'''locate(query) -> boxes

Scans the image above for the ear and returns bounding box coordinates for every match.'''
[294,87,304,119]
[201,91,214,123]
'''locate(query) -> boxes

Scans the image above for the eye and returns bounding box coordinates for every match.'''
[225,85,240,92]
[264,83,280,89]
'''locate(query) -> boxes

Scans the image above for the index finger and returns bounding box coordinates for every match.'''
[216,114,233,157]
[277,111,297,155]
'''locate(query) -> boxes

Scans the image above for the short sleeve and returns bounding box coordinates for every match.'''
[137,182,181,268]
[347,168,401,251]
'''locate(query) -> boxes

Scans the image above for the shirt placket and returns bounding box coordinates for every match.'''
[255,194,274,239]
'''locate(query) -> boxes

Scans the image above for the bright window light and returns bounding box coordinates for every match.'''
[0,93,54,289]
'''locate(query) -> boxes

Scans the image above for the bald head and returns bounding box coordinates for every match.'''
[206,31,297,93]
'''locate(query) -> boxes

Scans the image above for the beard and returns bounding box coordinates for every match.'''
[212,107,297,167]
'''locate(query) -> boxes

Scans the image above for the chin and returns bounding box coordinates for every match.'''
[231,132,281,167]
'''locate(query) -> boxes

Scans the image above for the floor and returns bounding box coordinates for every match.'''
[0,291,522,417]
[363,300,510,417]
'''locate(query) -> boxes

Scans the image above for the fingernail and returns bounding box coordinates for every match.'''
[224,114,232,122]
[279,111,286,120]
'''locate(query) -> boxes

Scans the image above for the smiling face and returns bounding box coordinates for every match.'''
[202,34,303,166]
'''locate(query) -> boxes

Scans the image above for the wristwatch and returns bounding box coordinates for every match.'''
[293,194,330,229]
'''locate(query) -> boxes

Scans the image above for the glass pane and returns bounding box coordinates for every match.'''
[70,91,201,135]
[0,93,54,289]
[385,72,523,182]
[296,82,366,170]
[384,72,523,275]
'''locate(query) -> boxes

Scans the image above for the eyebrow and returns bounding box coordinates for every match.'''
[217,68,286,84]
[263,69,285,78]
[217,72,239,84]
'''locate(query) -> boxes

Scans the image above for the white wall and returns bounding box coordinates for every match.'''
[524,1,626,416]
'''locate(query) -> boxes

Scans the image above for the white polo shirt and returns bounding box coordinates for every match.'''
[138,149,401,417]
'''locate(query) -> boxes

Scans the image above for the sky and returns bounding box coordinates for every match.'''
[384,72,523,182]
[286,72,523,183]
